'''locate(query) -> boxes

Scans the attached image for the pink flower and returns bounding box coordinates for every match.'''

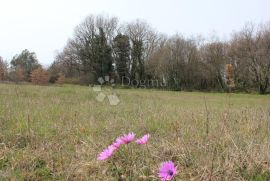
[120,132,136,144]
[108,144,117,151]
[97,145,115,161]
[135,134,150,145]
[158,161,177,181]
[112,137,124,149]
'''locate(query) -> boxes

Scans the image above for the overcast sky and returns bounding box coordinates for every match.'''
[0,0,269,66]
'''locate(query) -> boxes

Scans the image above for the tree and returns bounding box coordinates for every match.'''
[256,23,270,94]
[54,40,82,78]
[56,73,65,85]
[229,23,270,94]
[0,56,8,81]
[125,20,160,82]
[56,15,118,84]
[147,35,200,90]
[93,27,113,78]
[30,67,49,85]
[131,40,144,81]
[11,49,40,79]
[51,15,270,93]
[113,34,131,82]
[200,41,227,90]
[16,67,26,82]
[145,36,168,86]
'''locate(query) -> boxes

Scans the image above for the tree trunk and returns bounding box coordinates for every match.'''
[259,78,268,94]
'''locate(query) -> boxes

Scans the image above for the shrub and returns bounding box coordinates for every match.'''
[55,73,65,85]
[30,68,49,85]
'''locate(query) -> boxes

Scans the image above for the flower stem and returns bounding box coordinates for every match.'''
[112,162,121,179]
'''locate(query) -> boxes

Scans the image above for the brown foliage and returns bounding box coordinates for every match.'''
[30,68,49,85]
[56,73,65,85]
[225,64,235,88]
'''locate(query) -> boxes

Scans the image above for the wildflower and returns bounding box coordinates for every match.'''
[120,132,135,144]
[97,145,115,161]
[136,134,150,145]
[108,144,117,151]
[158,161,177,181]
[113,137,124,149]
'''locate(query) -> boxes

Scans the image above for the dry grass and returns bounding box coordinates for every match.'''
[0,83,269,180]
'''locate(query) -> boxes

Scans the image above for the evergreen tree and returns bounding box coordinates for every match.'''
[93,27,113,79]
[131,40,144,81]
[113,34,131,82]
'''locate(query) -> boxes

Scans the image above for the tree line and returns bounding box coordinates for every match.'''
[0,49,65,85]
[1,15,270,94]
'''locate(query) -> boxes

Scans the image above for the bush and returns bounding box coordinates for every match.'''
[30,68,49,85]
[55,73,65,85]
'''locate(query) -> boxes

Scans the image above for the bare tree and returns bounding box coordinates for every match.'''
[51,15,270,93]
[229,23,270,94]
[124,19,160,81]
[62,15,118,83]
[146,35,200,90]
[0,56,8,81]
[200,41,227,90]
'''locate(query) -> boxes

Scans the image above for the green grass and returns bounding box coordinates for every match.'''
[0,83,269,180]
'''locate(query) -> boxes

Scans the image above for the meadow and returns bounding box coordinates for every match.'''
[0,83,269,180]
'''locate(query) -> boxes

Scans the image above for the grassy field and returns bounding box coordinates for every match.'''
[0,83,269,180]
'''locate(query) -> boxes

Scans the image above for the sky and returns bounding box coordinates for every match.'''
[0,0,270,66]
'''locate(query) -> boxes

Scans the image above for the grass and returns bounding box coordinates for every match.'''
[0,83,269,180]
